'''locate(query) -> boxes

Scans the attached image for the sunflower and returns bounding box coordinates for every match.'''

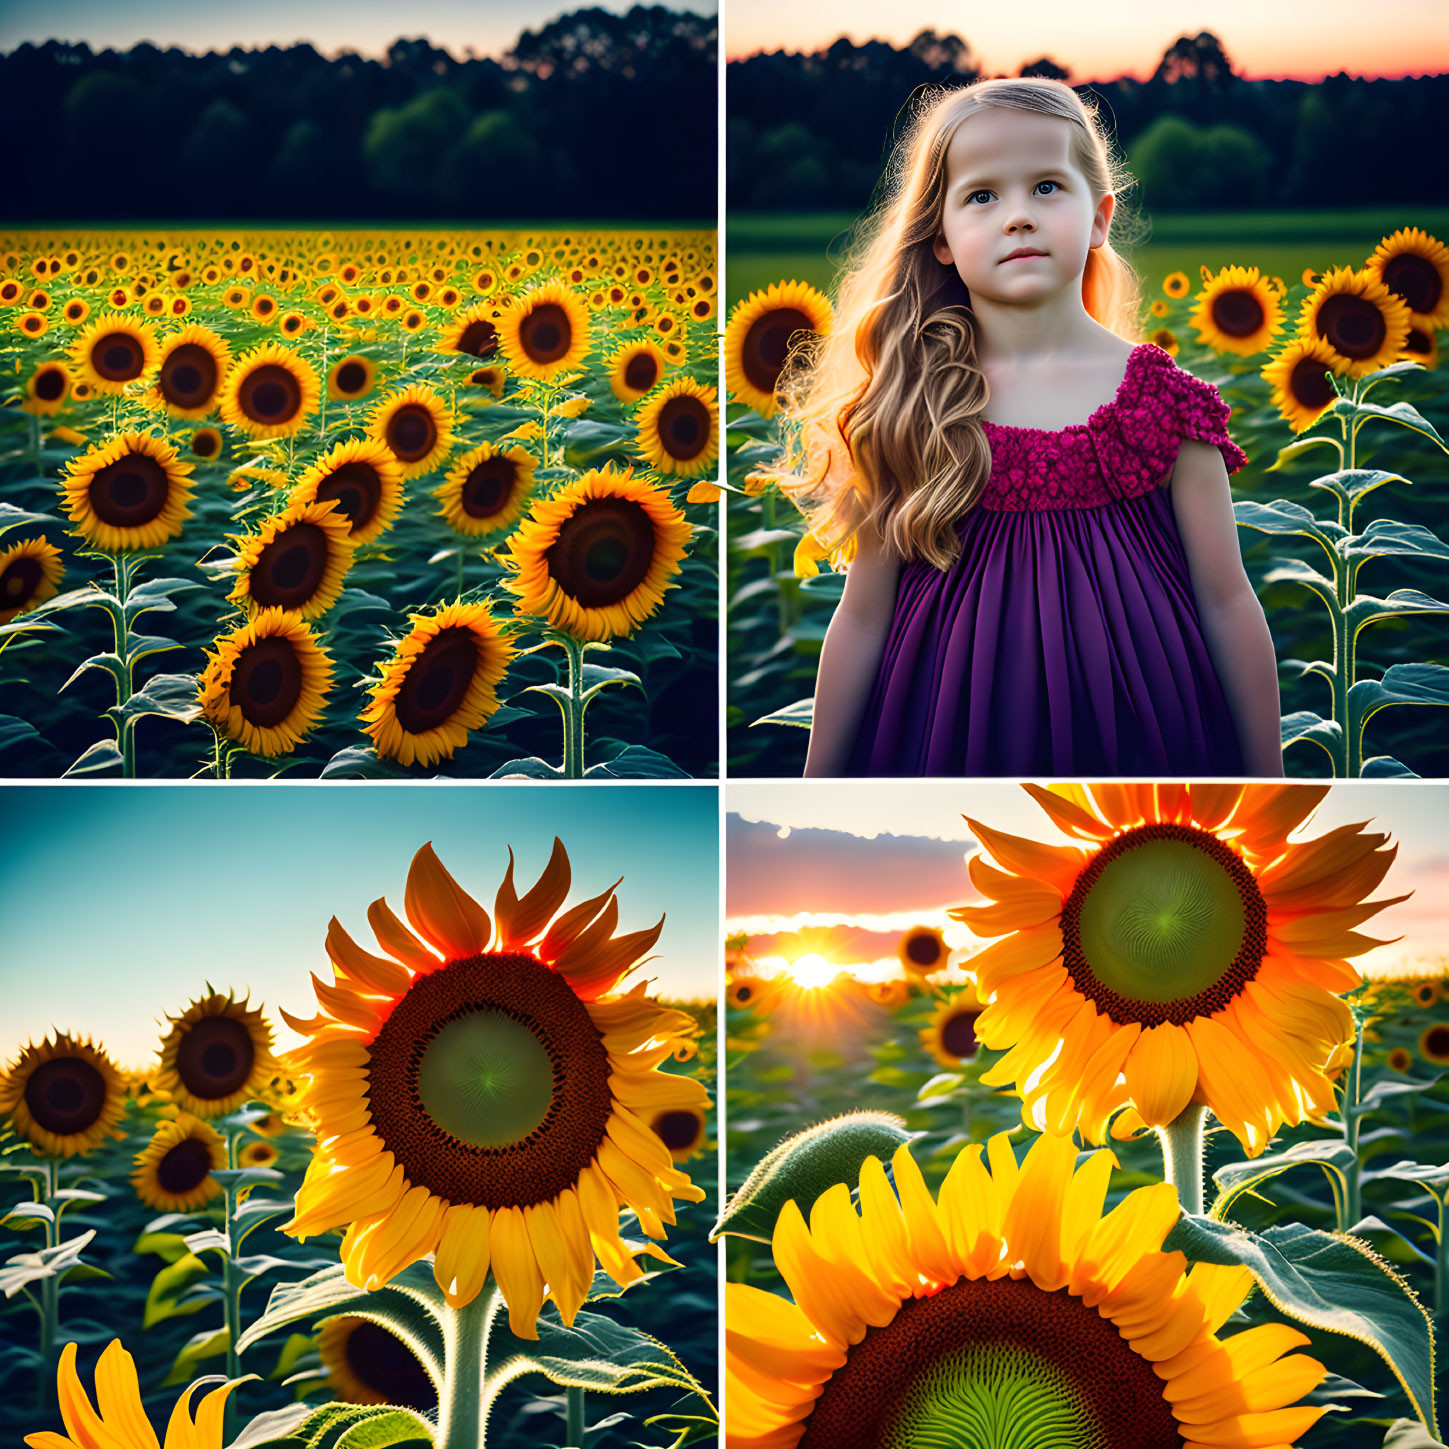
[728,976,775,1011]
[361,600,515,769]
[59,430,193,552]
[1147,327,1179,356]
[144,324,230,420]
[198,609,334,758]
[1162,271,1190,298]
[867,978,912,1008]
[17,310,48,338]
[68,314,159,393]
[327,354,377,403]
[280,840,708,1338]
[0,536,64,625]
[635,376,719,478]
[467,365,507,398]
[650,1104,707,1163]
[439,302,502,360]
[23,1340,244,1449]
[496,281,591,380]
[319,1316,439,1412]
[1402,325,1439,370]
[1388,1047,1412,1072]
[1365,227,1449,329]
[291,436,405,546]
[724,280,833,418]
[155,991,281,1118]
[608,339,670,403]
[132,1112,226,1212]
[920,984,985,1068]
[23,360,70,415]
[239,1139,279,1168]
[367,384,454,478]
[726,1131,1325,1449]
[1412,979,1440,1007]
[897,925,948,977]
[0,1032,127,1158]
[219,341,320,439]
[229,496,355,620]
[1297,267,1410,378]
[435,442,536,538]
[953,783,1401,1155]
[503,465,691,642]
[1189,265,1283,356]
[1262,336,1342,433]
[1420,1023,1449,1066]
[190,426,223,459]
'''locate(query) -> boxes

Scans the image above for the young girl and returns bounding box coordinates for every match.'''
[775,78,1282,778]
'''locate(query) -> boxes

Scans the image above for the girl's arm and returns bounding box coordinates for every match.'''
[1169,439,1284,777]
[803,519,902,777]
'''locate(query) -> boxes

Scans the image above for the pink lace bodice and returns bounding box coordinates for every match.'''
[977,344,1249,511]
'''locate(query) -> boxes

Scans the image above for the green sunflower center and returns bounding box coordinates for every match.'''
[417,1009,554,1147]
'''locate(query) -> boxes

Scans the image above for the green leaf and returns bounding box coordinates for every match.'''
[1209,1139,1358,1221]
[585,745,690,779]
[1347,589,1449,632]
[120,672,202,724]
[1281,710,1343,753]
[1383,1418,1448,1448]
[0,715,41,753]
[580,663,644,701]
[142,1251,212,1328]
[1341,519,1449,565]
[1362,755,1419,778]
[1307,469,1408,507]
[0,1230,97,1297]
[320,747,409,780]
[733,527,800,552]
[490,756,564,779]
[752,697,814,729]
[63,739,124,777]
[227,1404,317,1449]
[712,1110,912,1243]
[124,576,203,623]
[1355,1073,1445,1119]
[1350,665,1449,742]
[1234,498,1340,545]
[799,571,846,599]
[161,1326,230,1387]
[1357,360,1426,387]
[1164,1215,1438,1435]
[234,1403,433,1449]
[1362,1160,1449,1197]
[0,502,60,535]
[1266,435,1340,472]
[1341,399,1448,451]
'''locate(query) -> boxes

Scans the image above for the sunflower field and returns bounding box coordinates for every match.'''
[0,228,719,779]
[1,839,718,1449]
[724,228,1449,778]
[723,782,1448,1448]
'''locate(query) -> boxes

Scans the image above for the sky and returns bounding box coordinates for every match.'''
[0,0,716,58]
[0,784,718,1067]
[727,781,1449,981]
[726,0,1449,82]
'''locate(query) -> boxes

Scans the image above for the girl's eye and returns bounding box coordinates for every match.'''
[968,190,992,205]
[1037,180,1060,195]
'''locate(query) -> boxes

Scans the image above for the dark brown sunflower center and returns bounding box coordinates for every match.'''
[545,497,656,608]
[940,1009,980,1060]
[316,462,382,532]
[799,1276,1180,1449]
[1382,253,1442,315]
[653,1109,701,1152]
[34,367,67,401]
[93,333,145,382]
[334,361,369,395]
[1290,356,1336,409]
[2,557,43,604]
[23,1057,107,1136]
[456,318,498,358]
[160,344,219,409]
[343,1321,438,1412]
[624,351,660,392]
[1060,823,1267,1028]
[732,983,755,1005]
[386,404,437,462]
[1210,290,1264,338]
[366,952,613,1210]
[1424,1025,1449,1061]
[239,364,303,424]
[89,454,169,527]
[248,522,330,610]
[1405,327,1432,357]
[905,932,944,968]
[230,636,304,730]
[192,431,220,458]
[176,1013,257,1100]
[519,303,572,364]
[657,395,710,460]
[1314,294,1387,360]
[742,307,810,394]
[392,627,479,735]
[156,1137,215,1195]
[461,458,516,519]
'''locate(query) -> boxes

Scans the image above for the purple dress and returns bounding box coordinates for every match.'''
[846,344,1250,777]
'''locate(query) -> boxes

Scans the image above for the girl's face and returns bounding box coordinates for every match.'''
[931,108,1114,308]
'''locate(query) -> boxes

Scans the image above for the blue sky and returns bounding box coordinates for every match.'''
[0,784,718,1067]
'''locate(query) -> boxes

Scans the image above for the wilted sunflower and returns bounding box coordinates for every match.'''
[59,430,193,552]
[68,313,160,393]
[1365,226,1449,329]
[23,360,70,415]
[229,496,355,620]
[219,341,320,439]
[0,1032,127,1158]
[1298,267,1410,378]
[635,376,719,478]
[1262,336,1342,433]
[435,442,536,539]
[954,783,1401,1155]
[327,354,377,403]
[724,280,833,418]
[23,1340,244,1449]
[608,339,669,402]
[920,984,985,1068]
[361,600,515,769]
[291,436,405,546]
[156,991,281,1118]
[497,281,591,380]
[439,302,502,361]
[503,465,691,642]
[318,1316,438,1412]
[0,536,63,625]
[147,324,230,419]
[280,840,708,1338]
[726,1132,1325,1449]
[367,384,454,478]
[1188,265,1283,356]
[198,609,334,758]
[132,1112,226,1212]
[897,925,948,977]
[650,1103,707,1163]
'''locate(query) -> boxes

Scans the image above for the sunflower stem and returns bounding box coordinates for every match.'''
[111,553,137,778]
[221,1125,246,1439]
[565,1385,586,1446]
[1340,1018,1366,1231]
[438,1281,501,1449]
[1159,1104,1209,1217]
[561,633,587,779]
[35,1155,59,1412]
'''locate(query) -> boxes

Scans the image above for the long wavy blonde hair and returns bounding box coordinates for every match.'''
[772,78,1145,570]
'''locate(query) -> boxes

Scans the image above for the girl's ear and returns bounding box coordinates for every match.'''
[932,234,955,267]
[1089,192,1116,249]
